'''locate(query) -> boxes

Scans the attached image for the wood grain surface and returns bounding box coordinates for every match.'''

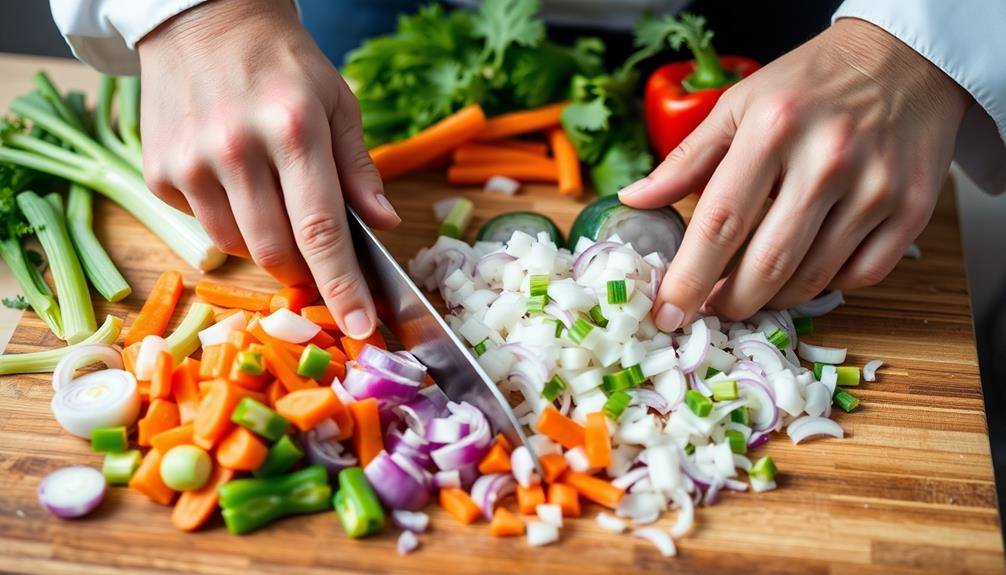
[0,54,1002,575]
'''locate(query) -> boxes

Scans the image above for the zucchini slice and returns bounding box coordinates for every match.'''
[568,195,685,262]
[476,211,564,245]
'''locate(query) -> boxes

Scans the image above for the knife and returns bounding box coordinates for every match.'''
[346,208,534,456]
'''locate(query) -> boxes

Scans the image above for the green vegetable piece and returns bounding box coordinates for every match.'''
[0,315,122,376]
[710,380,738,402]
[2,295,29,310]
[750,456,778,482]
[683,443,695,455]
[730,407,751,426]
[601,365,644,394]
[529,274,550,297]
[568,317,594,344]
[588,304,608,327]
[472,339,489,357]
[766,328,790,350]
[236,349,265,376]
[704,366,721,379]
[253,435,304,478]
[91,426,128,453]
[221,464,327,508]
[66,184,131,302]
[220,465,332,535]
[102,449,141,484]
[724,429,747,455]
[541,374,567,402]
[607,279,628,305]
[603,390,632,420]
[813,362,833,380]
[833,389,860,413]
[231,397,289,442]
[685,390,713,417]
[526,294,549,315]
[793,316,813,336]
[159,445,212,492]
[296,344,332,380]
[438,197,474,239]
[334,467,386,538]
[836,366,861,387]
[549,319,564,338]
[566,195,686,262]
[475,212,564,245]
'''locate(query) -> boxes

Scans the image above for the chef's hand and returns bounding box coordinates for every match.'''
[620,18,970,330]
[138,0,398,338]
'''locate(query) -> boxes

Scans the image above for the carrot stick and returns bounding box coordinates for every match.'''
[124,271,184,346]
[192,379,242,450]
[214,308,242,323]
[265,379,286,409]
[489,507,525,537]
[149,350,174,400]
[495,433,513,453]
[476,102,568,141]
[547,128,583,197]
[122,342,140,377]
[440,487,482,524]
[307,329,336,350]
[370,104,487,181]
[584,412,612,469]
[199,343,236,380]
[171,358,201,424]
[269,285,319,314]
[452,144,551,165]
[340,331,387,360]
[348,398,382,467]
[494,139,549,156]
[262,343,317,391]
[322,359,347,386]
[478,443,512,475]
[331,397,354,442]
[226,328,254,351]
[300,306,340,331]
[548,483,581,517]
[216,426,269,471]
[171,465,234,532]
[536,407,585,449]
[538,452,569,484]
[150,423,194,452]
[129,449,176,505]
[447,159,558,186]
[194,279,272,312]
[561,471,624,509]
[516,483,546,515]
[326,345,348,365]
[138,399,180,447]
[274,387,344,431]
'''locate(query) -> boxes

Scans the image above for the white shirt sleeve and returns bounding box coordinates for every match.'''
[833,0,1006,195]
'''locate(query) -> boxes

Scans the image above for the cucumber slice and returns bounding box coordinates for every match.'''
[568,195,685,262]
[476,211,564,245]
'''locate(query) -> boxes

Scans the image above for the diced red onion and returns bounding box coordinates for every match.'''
[863,359,883,382]
[364,451,431,511]
[470,473,516,519]
[312,418,340,441]
[747,432,770,449]
[797,342,847,365]
[737,379,779,432]
[790,291,844,318]
[430,402,491,470]
[510,445,539,488]
[386,427,434,469]
[626,388,670,416]
[786,416,844,444]
[397,530,420,555]
[358,345,427,383]
[433,469,461,489]
[38,466,106,519]
[392,509,430,533]
[330,378,356,405]
[343,361,421,404]
[458,464,481,490]
[677,320,709,373]
[260,307,321,344]
[394,387,449,436]
[304,430,357,477]
[572,241,620,280]
[424,417,469,444]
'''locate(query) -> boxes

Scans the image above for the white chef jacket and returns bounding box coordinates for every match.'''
[49,0,1006,194]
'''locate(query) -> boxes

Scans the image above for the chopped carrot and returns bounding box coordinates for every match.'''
[348,398,382,467]
[129,449,176,505]
[447,159,558,186]
[331,399,355,442]
[452,144,551,165]
[192,379,242,450]
[262,343,316,391]
[371,104,487,181]
[199,343,236,380]
[321,360,347,386]
[172,358,201,424]
[150,423,194,452]
[194,279,271,312]
[274,387,343,431]
[489,507,525,537]
[536,407,585,449]
[561,471,624,509]
[213,308,242,323]
[216,426,269,471]
[548,483,581,517]
[341,330,387,360]
[265,379,286,409]
[149,350,174,400]
[478,443,512,475]
[495,433,513,453]
[228,343,269,390]
[538,452,569,484]
[122,342,140,377]
[584,412,612,469]
[516,483,546,515]
[124,270,184,347]
[547,128,582,197]
[138,399,180,447]
[137,379,150,398]
[477,103,568,141]
[326,345,348,365]
[226,328,255,351]
[171,465,234,532]
[440,487,482,524]
[270,285,319,314]
[493,139,549,156]
[300,306,339,331]
[307,329,336,350]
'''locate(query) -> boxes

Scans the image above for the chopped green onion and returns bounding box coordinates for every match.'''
[793,316,813,336]
[529,274,550,297]
[601,365,644,394]
[603,390,632,420]
[606,280,628,304]
[685,390,713,417]
[588,304,608,328]
[253,435,304,478]
[683,443,695,455]
[836,366,860,387]
[704,366,721,379]
[710,380,738,401]
[231,397,290,442]
[766,328,790,350]
[236,349,265,376]
[102,449,142,484]
[724,429,747,454]
[750,456,777,482]
[549,319,564,338]
[296,344,332,380]
[159,445,212,491]
[438,197,474,239]
[730,407,751,426]
[165,303,215,363]
[813,362,833,380]
[472,339,489,357]
[91,426,128,452]
[568,317,594,344]
[541,374,567,401]
[526,294,549,315]
[833,389,859,412]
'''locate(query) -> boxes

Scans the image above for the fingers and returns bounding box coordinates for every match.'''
[170,157,249,258]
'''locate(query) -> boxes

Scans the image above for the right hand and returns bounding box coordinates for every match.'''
[137,0,399,339]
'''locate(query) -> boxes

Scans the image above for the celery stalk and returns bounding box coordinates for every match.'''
[33,71,88,134]
[66,184,131,302]
[95,76,142,173]
[0,237,61,337]
[165,303,215,363]
[0,315,122,375]
[116,76,142,153]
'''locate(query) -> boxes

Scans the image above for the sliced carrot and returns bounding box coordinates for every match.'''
[150,423,194,452]
[172,358,201,424]
[270,285,319,314]
[495,433,513,454]
[489,507,525,537]
[536,407,585,449]
[494,139,549,156]
[561,471,624,509]
[216,426,269,471]
[476,102,568,141]
[226,328,255,351]
[548,483,581,517]
[200,381,267,406]
[447,159,558,186]
[192,379,242,450]
[348,398,382,467]
[584,412,612,469]
[200,343,237,381]
[331,398,355,442]
[262,343,316,392]
[516,483,546,515]
[371,104,487,181]
[300,306,339,331]
[194,279,271,312]
[265,379,286,409]
[547,127,582,197]
[124,270,184,347]
[341,330,387,360]
[171,465,234,532]
[440,487,482,524]
[321,360,347,386]
[138,399,180,447]
[307,329,336,350]
[149,351,174,400]
[274,387,343,431]
[137,379,150,398]
[122,342,141,378]
[214,308,242,323]
[538,452,569,484]
[129,449,176,505]
[478,443,512,475]
[326,345,348,365]
[452,144,550,165]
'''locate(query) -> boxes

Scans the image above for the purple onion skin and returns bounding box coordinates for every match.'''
[364,451,431,511]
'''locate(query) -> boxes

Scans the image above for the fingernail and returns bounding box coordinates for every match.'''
[343,309,374,339]
[655,302,684,332]
[618,177,651,198]
[375,194,400,220]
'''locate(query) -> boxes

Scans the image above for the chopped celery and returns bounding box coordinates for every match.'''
[91,426,128,452]
[297,344,332,380]
[236,349,265,376]
[0,314,122,375]
[529,274,549,297]
[601,365,644,394]
[232,397,289,442]
[730,407,751,426]
[793,316,813,336]
[704,366,720,379]
[683,443,695,455]
[549,319,564,338]
[0,237,61,337]
[750,456,777,482]
[66,184,131,302]
[541,374,567,401]
[724,429,747,454]
[766,328,790,350]
[710,380,738,401]
[472,339,488,357]
[165,303,215,363]
[606,279,628,304]
[438,197,474,239]
[603,390,632,420]
[588,304,608,327]
[568,318,594,344]
[685,390,712,417]
[526,294,549,315]
[813,362,833,380]
[836,366,860,387]
[103,449,142,484]
[833,389,859,412]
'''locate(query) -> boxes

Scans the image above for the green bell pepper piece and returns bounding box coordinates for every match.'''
[334,467,385,538]
[219,465,331,534]
[91,425,128,452]
[253,435,304,478]
[231,396,289,442]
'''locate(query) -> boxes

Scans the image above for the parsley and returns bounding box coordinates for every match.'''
[473,0,545,69]
[2,294,29,310]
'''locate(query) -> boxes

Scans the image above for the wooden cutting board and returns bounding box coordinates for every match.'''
[0,54,1002,575]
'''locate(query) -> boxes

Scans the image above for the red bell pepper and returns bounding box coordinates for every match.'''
[644,17,760,159]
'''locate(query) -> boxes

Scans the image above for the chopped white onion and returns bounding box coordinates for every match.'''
[484,175,520,195]
[595,512,627,533]
[510,446,539,488]
[863,359,884,382]
[197,310,247,347]
[632,528,677,557]
[797,342,847,365]
[536,504,563,527]
[260,308,321,344]
[526,521,559,547]
[134,335,168,381]
[397,530,420,555]
[787,416,844,444]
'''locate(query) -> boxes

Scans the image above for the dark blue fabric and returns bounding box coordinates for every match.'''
[299,0,421,66]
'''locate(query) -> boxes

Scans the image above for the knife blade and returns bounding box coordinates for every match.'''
[346,209,533,455]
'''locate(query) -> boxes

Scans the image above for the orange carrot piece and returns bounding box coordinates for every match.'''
[270,285,319,314]
[584,412,612,469]
[538,452,569,484]
[348,398,382,467]
[149,350,174,400]
[201,343,237,380]
[547,128,582,197]
[265,379,286,409]
[371,104,487,181]
[495,433,513,454]
[172,358,201,424]
[548,483,581,517]
[150,423,194,452]
[331,399,355,442]
[489,507,525,537]
[478,443,512,475]
[129,449,176,505]
[452,144,551,165]
[262,343,316,391]
[216,426,269,471]
[447,159,558,186]
[476,102,568,141]
[214,308,242,323]
[138,399,180,447]
[321,360,347,386]
[561,471,624,509]
[194,279,272,312]
[341,330,387,360]
[536,407,585,449]
[274,387,343,431]
[300,306,339,331]
[307,329,336,350]
[494,139,549,156]
[124,270,184,347]
[516,483,546,515]
[326,345,348,365]
[122,342,141,377]
[226,328,255,351]
[171,465,234,532]
[440,487,482,524]
[192,379,242,450]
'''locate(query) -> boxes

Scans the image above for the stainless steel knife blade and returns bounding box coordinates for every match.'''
[347,209,532,454]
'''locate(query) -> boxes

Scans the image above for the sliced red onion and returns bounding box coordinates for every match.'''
[863,359,883,382]
[394,387,449,436]
[677,320,709,373]
[38,466,106,519]
[386,427,434,469]
[364,451,431,511]
[704,480,723,506]
[797,342,847,365]
[392,509,430,533]
[632,528,677,557]
[510,445,539,488]
[343,361,421,404]
[331,378,356,405]
[304,430,357,477]
[472,252,517,279]
[786,416,844,444]
[397,530,420,555]
[424,417,469,444]
[626,388,670,416]
[430,402,491,470]
[737,379,779,432]
[747,432,770,449]
[611,467,650,490]
[790,290,844,318]
[572,241,620,280]
[357,345,427,383]
[260,307,321,343]
[433,469,461,489]
[499,343,549,382]
[470,473,516,519]
[543,302,574,328]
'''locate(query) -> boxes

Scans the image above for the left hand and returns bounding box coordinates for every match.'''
[619,18,971,330]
